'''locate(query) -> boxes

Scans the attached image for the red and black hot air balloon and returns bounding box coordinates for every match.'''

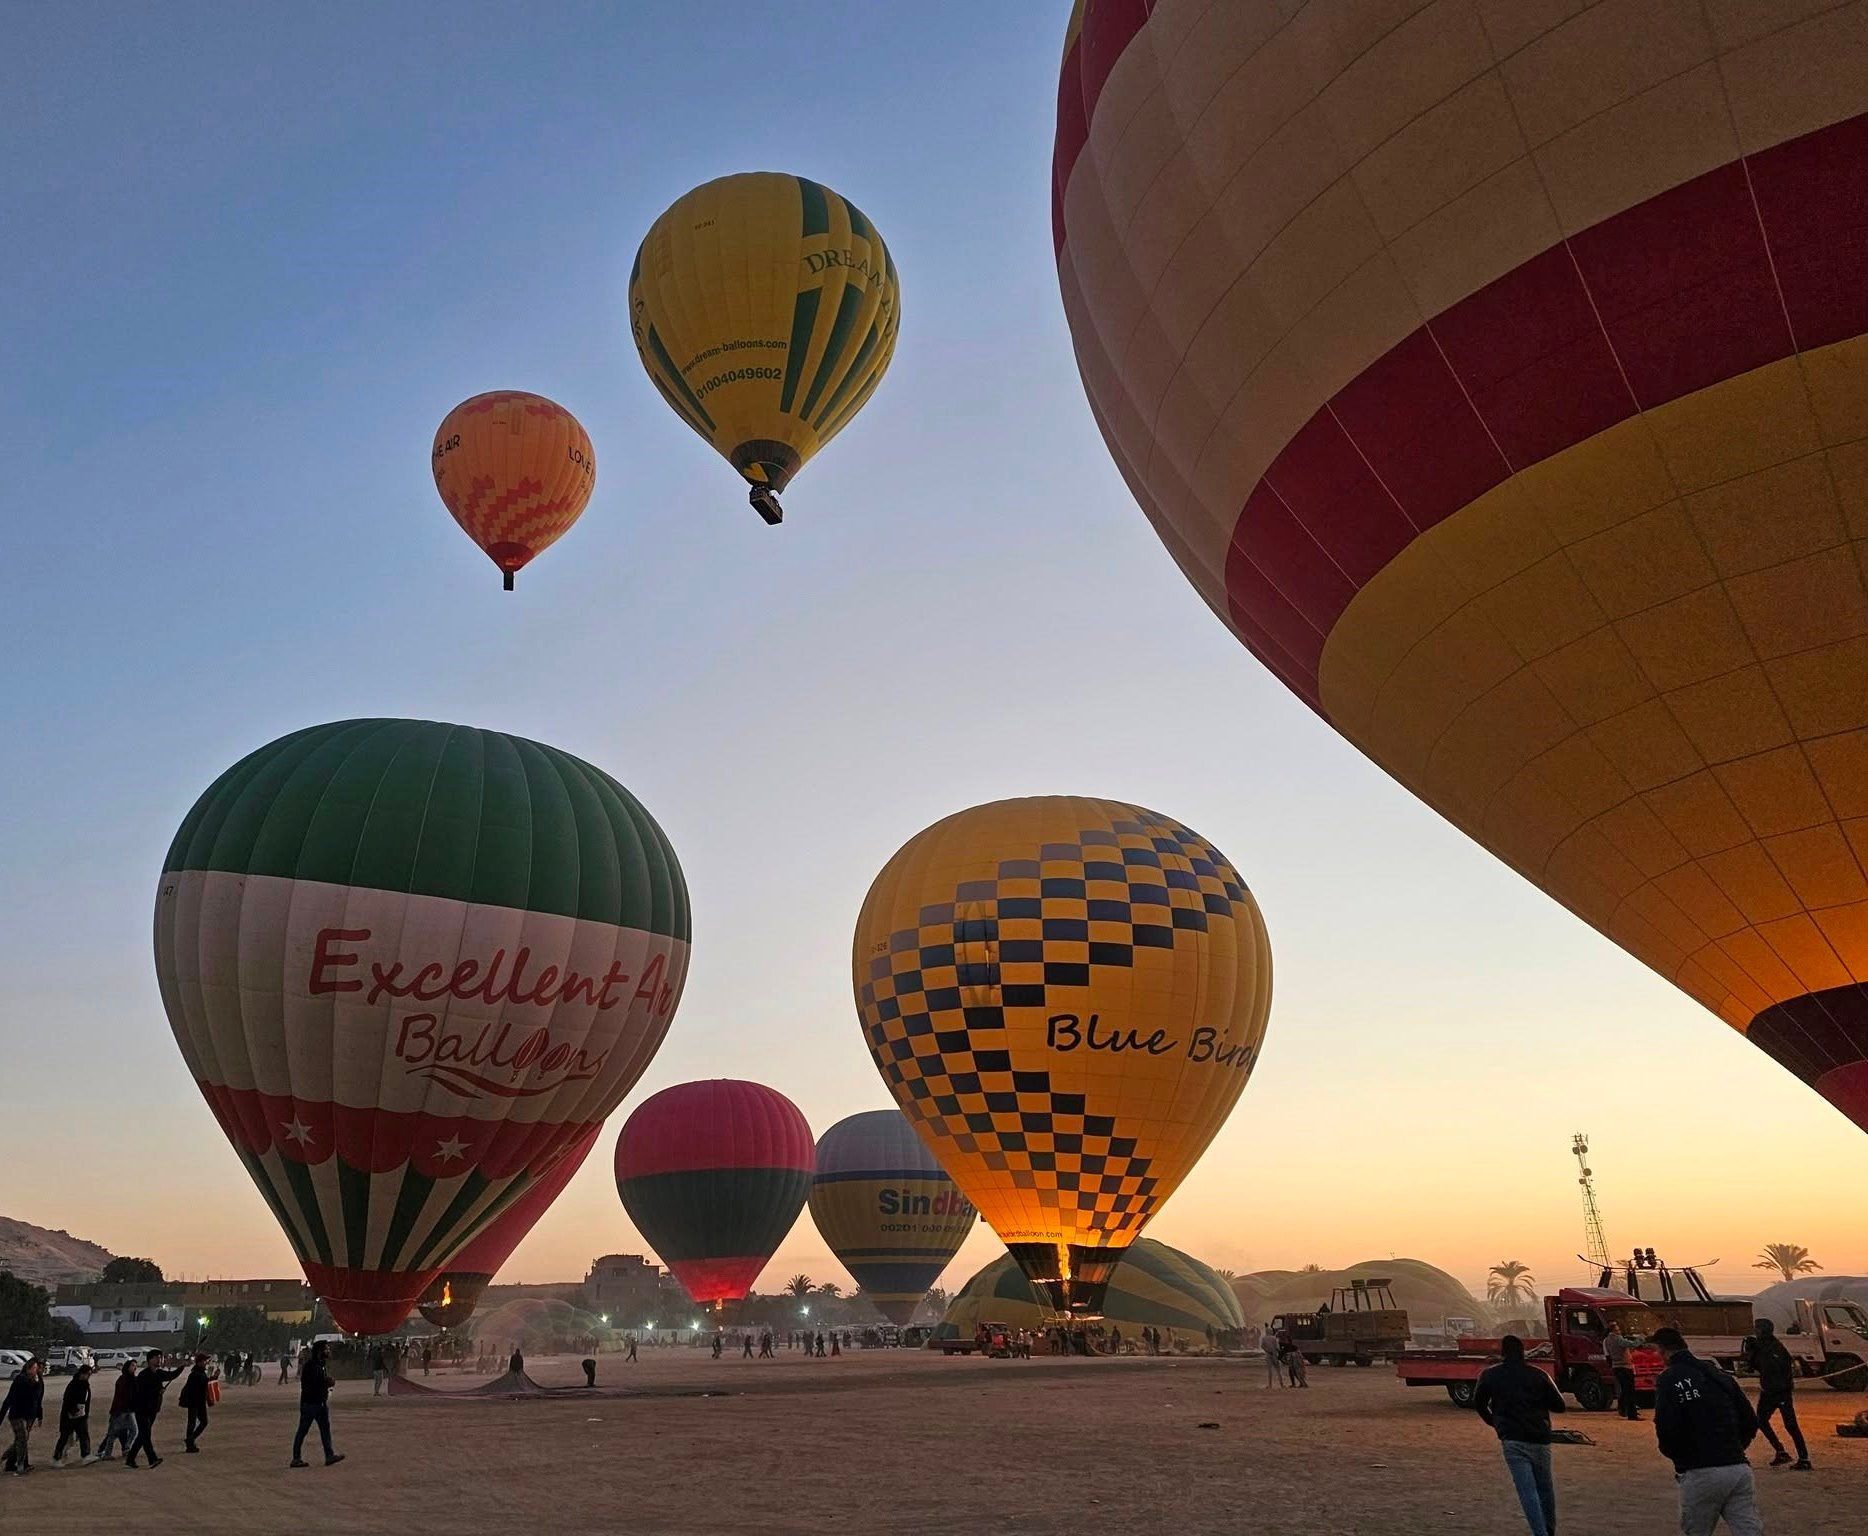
[613,1081,813,1307]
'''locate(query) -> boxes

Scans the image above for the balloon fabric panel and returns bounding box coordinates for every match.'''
[1054,0,1868,1133]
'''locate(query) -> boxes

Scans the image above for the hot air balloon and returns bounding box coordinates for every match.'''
[853,798,1271,1315]
[614,1081,814,1308]
[153,719,690,1334]
[1054,4,1868,1132]
[416,1124,599,1329]
[809,1109,976,1325]
[629,172,899,525]
[432,391,595,589]
[939,1238,1244,1345]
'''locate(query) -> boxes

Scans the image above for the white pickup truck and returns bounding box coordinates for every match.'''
[1662,1297,1868,1390]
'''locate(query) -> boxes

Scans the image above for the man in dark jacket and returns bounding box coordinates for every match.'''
[2,1357,45,1474]
[290,1339,344,1468]
[1651,1327,1762,1534]
[125,1349,182,1468]
[178,1352,212,1452]
[1471,1335,1566,1536]
[1740,1319,1809,1470]
[51,1363,94,1465]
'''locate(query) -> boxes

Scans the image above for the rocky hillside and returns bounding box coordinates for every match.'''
[0,1216,114,1287]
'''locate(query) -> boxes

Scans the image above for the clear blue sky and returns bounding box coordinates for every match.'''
[4,1,1862,1296]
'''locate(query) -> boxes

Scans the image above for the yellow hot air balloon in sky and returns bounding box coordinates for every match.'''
[853,797,1271,1315]
[629,172,899,525]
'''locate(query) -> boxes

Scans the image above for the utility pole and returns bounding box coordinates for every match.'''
[1572,1133,1610,1270]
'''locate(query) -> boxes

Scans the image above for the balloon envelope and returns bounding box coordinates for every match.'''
[416,1124,600,1329]
[614,1080,814,1306]
[1054,3,1868,1130]
[853,797,1270,1314]
[432,391,594,588]
[154,719,690,1334]
[939,1238,1244,1342]
[629,172,899,520]
[809,1109,976,1325]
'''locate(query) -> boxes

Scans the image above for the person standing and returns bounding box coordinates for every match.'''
[507,1345,524,1375]
[290,1340,344,1468]
[1741,1319,1810,1471]
[51,1363,95,1466]
[125,1349,181,1468]
[2,1357,45,1475]
[1605,1320,1643,1420]
[369,1342,387,1396]
[1263,1325,1284,1388]
[179,1352,212,1453]
[95,1360,138,1461]
[278,1349,293,1386]
[1651,1326,1763,1535]
[1472,1336,1566,1536]
[421,1344,432,1377]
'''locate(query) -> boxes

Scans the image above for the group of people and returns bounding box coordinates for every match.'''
[1,1339,348,1477]
[703,1329,841,1359]
[1,1349,210,1473]
[1475,1321,1815,1536]
[1260,1326,1310,1388]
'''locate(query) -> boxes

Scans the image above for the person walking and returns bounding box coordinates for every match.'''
[125,1349,181,1468]
[625,1334,638,1364]
[1472,1335,1566,1536]
[290,1340,344,1468]
[1651,1326,1763,1535]
[1741,1319,1810,1471]
[179,1352,212,1453]
[95,1360,138,1462]
[741,1332,754,1359]
[759,1331,773,1358]
[51,1363,95,1466]
[2,1358,45,1475]
[1605,1320,1643,1420]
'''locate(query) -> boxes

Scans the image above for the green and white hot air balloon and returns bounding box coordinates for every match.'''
[153,719,690,1334]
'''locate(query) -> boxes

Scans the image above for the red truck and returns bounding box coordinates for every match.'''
[1397,1287,1664,1410]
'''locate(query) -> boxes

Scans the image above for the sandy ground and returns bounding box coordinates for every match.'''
[3,1349,1864,1534]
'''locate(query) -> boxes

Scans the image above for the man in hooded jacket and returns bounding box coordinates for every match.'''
[1740,1319,1810,1471]
[1652,1327,1763,1534]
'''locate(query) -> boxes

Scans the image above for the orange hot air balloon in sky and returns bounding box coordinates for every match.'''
[431,391,595,589]
[1055,2,1868,1132]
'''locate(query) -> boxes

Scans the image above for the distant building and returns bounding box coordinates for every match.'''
[53,1277,314,1341]
[582,1253,681,1325]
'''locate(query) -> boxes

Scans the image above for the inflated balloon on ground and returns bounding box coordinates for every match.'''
[809,1108,976,1325]
[432,391,595,589]
[939,1238,1244,1342]
[614,1080,814,1308]
[853,797,1271,1315]
[1054,1,1868,1131]
[154,719,690,1334]
[629,171,899,525]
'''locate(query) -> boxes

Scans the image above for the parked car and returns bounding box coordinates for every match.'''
[0,1349,35,1380]
[44,1345,95,1375]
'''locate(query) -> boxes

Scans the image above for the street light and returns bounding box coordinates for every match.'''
[194,1315,210,1348]
[800,1305,810,1317]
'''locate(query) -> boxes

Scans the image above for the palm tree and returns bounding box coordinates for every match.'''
[817,1281,843,1299]
[1487,1261,1536,1310]
[782,1274,814,1299]
[1215,1268,1239,1283]
[1753,1244,1822,1284]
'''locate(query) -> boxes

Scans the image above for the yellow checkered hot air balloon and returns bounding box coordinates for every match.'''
[628,172,899,525]
[853,797,1271,1316]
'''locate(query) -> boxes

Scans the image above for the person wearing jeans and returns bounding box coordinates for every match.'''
[290,1340,344,1469]
[1472,1335,1567,1536]
[94,1362,138,1461]
[1652,1326,1763,1535]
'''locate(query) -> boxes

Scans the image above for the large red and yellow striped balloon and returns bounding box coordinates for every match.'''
[432,391,595,589]
[1055,2,1868,1131]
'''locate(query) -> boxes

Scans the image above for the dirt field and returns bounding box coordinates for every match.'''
[3,1349,1863,1534]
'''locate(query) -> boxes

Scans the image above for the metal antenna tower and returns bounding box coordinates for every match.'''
[1572,1133,1610,1269]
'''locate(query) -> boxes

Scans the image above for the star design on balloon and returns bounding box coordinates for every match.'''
[433,1135,469,1163]
[281,1118,314,1147]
